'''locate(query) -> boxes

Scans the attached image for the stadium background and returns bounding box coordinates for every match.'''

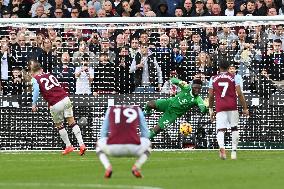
[0,5,284,150]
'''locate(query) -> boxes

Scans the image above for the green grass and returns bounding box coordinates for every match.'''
[0,150,284,189]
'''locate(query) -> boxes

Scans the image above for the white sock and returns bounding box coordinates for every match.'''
[217,131,225,149]
[232,131,239,151]
[59,128,71,147]
[98,153,111,170]
[72,125,84,146]
[135,153,149,169]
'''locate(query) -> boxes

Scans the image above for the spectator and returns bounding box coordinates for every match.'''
[75,53,94,95]
[103,0,118,16]
[129,37,140,60]
[9,67,24,95]
[174,6,184,17]
[38,38,56,73]
[26,32,43,62]
[211,3,222,16]
[87,5,97,17]
[194,51,216,81]
[0,41,16,95]
[155,33,173,82]
[1,7,11,18]
[87,0,102,12]
[206,0,214,15]
[173,40,196,82]
[9,0,31,18]
[114,46,135,93]
[70,6,80,18]
[262,39,284,88]
[29,0,52,18]
[243,0,258,16]
[267,6,278,15]
[130,43,163,93]
[93,52,116,94]
[224,0,236,16]
[49,0,70,18]
[190,0,211,16]
[87,31,101,54]
[94,38,116,67]
[183,0,193,16]
[156,1,171,17]
[53,52,75,94]
[72,40,95,67]
[97,8,107,17]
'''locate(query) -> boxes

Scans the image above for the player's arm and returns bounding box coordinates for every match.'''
[234,75,249,116]
[195,96,209,114]
[170,78,189,90]
[100,108,111,138]
[32,78,40,112]
[208,77,215,122]
[138,108,150,138]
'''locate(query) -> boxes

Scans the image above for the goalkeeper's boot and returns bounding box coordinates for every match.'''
[79,144,87,156]
[219,148,227,160]
[62,146,75,155]
[132,165,143,178]
[231,150,237,160]
[104,166,112,179]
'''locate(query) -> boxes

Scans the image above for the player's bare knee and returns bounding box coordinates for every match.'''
[154,125,162,133]
[231,126,238,131]
[147,101,156,108]
[66,117,75,125]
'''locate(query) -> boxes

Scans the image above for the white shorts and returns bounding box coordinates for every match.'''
[96,137,151,157]
[216,110,239,132]
[49,97,73,124]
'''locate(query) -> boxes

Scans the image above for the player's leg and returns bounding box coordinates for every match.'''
[150,111,177,139]
[216,111,230,160]
[229,110,240,160]
[64,97,86,155]
[143,99,169,116]
[96,138,112,178]
[50,104,74,155]
[66,117,86,156]
[132,138,151,178]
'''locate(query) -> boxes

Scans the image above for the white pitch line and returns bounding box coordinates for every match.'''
[0,182,163,189]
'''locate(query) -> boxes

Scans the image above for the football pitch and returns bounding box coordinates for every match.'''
[0,150,283,189]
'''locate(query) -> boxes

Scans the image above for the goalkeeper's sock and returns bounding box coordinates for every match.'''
[58,127,71,147]
[217,131,225,149]
[71,123,84,146]
[232,130,239,151]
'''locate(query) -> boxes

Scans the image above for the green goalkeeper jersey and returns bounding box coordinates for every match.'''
[168,78,208,116]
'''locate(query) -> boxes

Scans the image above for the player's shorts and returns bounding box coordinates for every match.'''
[155,99,179,129]
[96,137,151,157]
[50,97,73,124]
[216,110,239,132]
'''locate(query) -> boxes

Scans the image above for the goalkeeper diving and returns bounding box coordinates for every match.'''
[144,78,209,139]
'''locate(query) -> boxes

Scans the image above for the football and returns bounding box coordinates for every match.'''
[179,122,192,136]
[78,117,88,126]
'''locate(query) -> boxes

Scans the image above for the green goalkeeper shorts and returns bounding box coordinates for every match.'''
[155,99,179,130]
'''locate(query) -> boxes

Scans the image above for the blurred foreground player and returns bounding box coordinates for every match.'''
[96,105,151,178]
[30,61,87,155]
[208,60,249,160]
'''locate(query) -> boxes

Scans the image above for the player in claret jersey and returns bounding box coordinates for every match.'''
[30,61,86,156]
[208,60,249,160]
[96,105,151,179]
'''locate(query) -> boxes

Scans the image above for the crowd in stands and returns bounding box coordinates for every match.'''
[1,0,284,18]
[0,0,284,97]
